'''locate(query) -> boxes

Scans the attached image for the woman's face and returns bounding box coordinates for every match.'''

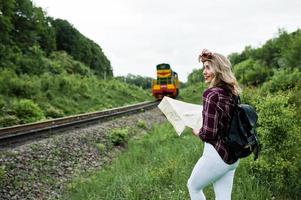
[203,61,215,83]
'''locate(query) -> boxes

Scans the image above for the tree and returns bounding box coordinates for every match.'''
[52,19,113,78]
[115,74,153,89]
[187,68,203,85]
[282,30,301,69]
[233,59,272,86]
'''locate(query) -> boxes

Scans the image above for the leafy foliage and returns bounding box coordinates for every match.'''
[52,19,112,77]
[233,59,272,86]
[95,143,106,154]
[0,0,112,77]
[186,68,204,85]
[261,68,301,93]
[229,29,301,86]
[251,94,301,196]
[137,119,148,129]
[107,128,130,146]
[115,74,153,89]
[228,46,256,66]
[13,99,44,123]
[282,30,301,68]
[0,69,152,127]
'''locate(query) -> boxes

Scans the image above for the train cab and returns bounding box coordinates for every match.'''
[151,63,179,100]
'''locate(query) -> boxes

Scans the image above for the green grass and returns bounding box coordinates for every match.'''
[64,123,272,200]
[0,74,152,127]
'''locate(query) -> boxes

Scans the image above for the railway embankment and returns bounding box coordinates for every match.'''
[0,108,166,200]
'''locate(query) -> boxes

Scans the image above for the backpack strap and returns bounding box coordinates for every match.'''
[233,95,240,105]
[219,95,240,140]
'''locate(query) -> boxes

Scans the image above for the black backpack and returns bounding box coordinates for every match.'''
[223,96,260,160]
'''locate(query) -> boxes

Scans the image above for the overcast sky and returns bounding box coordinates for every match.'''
[32,0,301,82]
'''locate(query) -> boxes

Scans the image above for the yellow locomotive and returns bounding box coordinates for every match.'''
[151,63,179,100]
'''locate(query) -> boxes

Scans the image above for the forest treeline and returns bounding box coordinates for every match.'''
[115,74,154,89]
[184,29,301,198]
[187,29,301,87]
[0,0,112,77]
[0,0,152,127]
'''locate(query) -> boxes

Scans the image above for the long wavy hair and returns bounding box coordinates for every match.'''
[202,52,241,96]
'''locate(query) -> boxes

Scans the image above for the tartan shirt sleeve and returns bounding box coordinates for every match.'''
[198,91,219,142]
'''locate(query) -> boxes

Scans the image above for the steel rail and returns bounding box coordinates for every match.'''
[0,101,159,147]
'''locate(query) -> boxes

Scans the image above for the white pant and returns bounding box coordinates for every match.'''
[187,143,239,200]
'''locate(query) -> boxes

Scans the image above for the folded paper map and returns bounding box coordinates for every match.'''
[158,96,203,136]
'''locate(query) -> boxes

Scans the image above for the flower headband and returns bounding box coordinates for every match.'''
[198,49,213,63]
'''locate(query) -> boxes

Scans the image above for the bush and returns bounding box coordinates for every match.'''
[233,59,272,86]
[282,29,301,68]
[0,115,20,127]
[240,86,263,105]
[0,69,41,98]
[137,119,148,129]
[44,105,64,118]
[13,99,44,124]
[0,69,17,95]
[250,94,301,196]
[107,128,129,146]
[261,68,301,93]
[288,88,301,121]
[48,51,92,76]
[15,45,48,75]
[95,143,106,154]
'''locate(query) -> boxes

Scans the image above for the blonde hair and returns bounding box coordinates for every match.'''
[203,53,241,95]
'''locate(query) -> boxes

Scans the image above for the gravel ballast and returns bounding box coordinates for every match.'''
[0,108,166,200]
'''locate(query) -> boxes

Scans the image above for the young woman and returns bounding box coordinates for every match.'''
[187,49,241,200]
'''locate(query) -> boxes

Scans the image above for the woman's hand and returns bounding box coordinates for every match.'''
[192,129,200,136]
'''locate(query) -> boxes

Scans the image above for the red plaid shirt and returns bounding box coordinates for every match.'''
[198,87,238,164]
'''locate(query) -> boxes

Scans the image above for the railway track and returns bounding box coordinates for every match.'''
[0,101,159,148]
